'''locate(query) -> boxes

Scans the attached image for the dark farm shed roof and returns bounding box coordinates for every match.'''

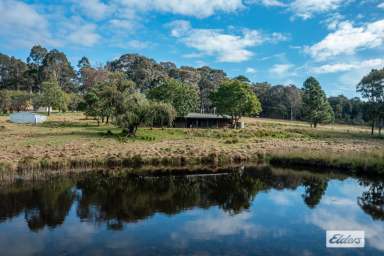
[183,113,231,119]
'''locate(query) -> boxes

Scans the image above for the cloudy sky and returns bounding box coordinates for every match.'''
[1,0,384,97]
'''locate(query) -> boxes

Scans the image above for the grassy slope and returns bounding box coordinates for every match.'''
[0,112,383,175]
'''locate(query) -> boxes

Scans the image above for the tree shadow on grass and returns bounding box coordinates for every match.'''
[25,128,156,142]
[39,121,99,128]
[25,131,107,139]
[285,127,384,140]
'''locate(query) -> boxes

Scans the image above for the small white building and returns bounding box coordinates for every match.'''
[35,106,53,113]
[9,112,47,124]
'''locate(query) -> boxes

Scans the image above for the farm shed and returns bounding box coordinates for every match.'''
[175,113,232,128]
[9,112,47,124]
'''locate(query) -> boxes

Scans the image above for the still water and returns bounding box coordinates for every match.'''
[0,167,383,256]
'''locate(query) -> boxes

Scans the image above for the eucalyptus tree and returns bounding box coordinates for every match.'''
[210,79,262,127]
[39,80,67,115]
[41,49,76,92]
[147,78,199,116]
[26,45,48,92]
[357,68,384,135]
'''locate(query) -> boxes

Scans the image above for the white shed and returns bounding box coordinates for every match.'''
[9,112,47,124]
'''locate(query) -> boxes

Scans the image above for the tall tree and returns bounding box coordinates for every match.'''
[252,83,302,120]
[197,66,227,112]
[77,57,91,69]
[147,78,199,116]
[27,45,48,66]
[107,54,168,91]
[0,53,28,91]
[357,68,384,135]
[26,45,48,92]
[285,85,302,120]
[41,49,76,92]
[84,89,103,124]
[233,75,250,83]
[79,67,109,92]
[39,80,67,115]
[83,72,136,124]
[210,80,262,127]
[302,77,334,128]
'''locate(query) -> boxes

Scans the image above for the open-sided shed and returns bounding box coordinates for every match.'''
[175,113,232,128]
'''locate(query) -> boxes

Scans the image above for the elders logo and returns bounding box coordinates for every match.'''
[326,231,365,248]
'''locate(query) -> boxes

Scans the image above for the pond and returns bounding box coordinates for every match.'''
[0,166,383,255]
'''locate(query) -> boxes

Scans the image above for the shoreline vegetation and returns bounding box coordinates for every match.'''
[1,113,383,183]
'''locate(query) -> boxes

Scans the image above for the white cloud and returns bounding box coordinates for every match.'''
[250,0,286,7]
[0,0,58,47]
[305,20,384,60]
[67,24,101,47]
[168,20,191,37]
[322,13,344,30]
[290,0,344,20]
[246,67,257,73]
[75,0,110,20]
[251,0,347,19]
[108,19,136,30]
[118,0,244,18]
[311,59,384,74]
[169,20,287,63]
[0,0,104,48]
[378,2,384,9]
[170,21,263,62]
[270,63,295,76]
[269,32,290,42]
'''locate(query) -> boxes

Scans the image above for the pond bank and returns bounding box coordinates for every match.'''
[1,113,383,183]
[1,150,383,184]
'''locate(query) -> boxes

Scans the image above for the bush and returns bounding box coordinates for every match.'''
[0,90,32,113]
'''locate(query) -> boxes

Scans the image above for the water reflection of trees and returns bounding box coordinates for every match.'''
[302,177,328,208]
[1,167,374,231]
[358,181,384,220]
[75,171,267,229]
[0,178,76,232]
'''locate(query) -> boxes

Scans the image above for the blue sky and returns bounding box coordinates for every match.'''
[1,0,384,97]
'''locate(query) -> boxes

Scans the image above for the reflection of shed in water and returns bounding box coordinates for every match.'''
[175,113,232,128]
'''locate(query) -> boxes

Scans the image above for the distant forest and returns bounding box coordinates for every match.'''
[0,45,378,126]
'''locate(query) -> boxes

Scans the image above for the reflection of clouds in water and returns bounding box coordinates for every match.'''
[184,212,261,239]
[0,212,98,256]
[307,208,384,251]
[169,211,263,250]
[0,217,45,256]
[103,233,137,250]
[171,210,289,247]
[321,196,355,207]
[62,222,96,239]
[268,190,299,206]
[337,180,366,197]
[307,180,384,252]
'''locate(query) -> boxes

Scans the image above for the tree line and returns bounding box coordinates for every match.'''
[0,45,383,135]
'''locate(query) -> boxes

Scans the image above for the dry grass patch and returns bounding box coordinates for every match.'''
[0,112,383,177]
